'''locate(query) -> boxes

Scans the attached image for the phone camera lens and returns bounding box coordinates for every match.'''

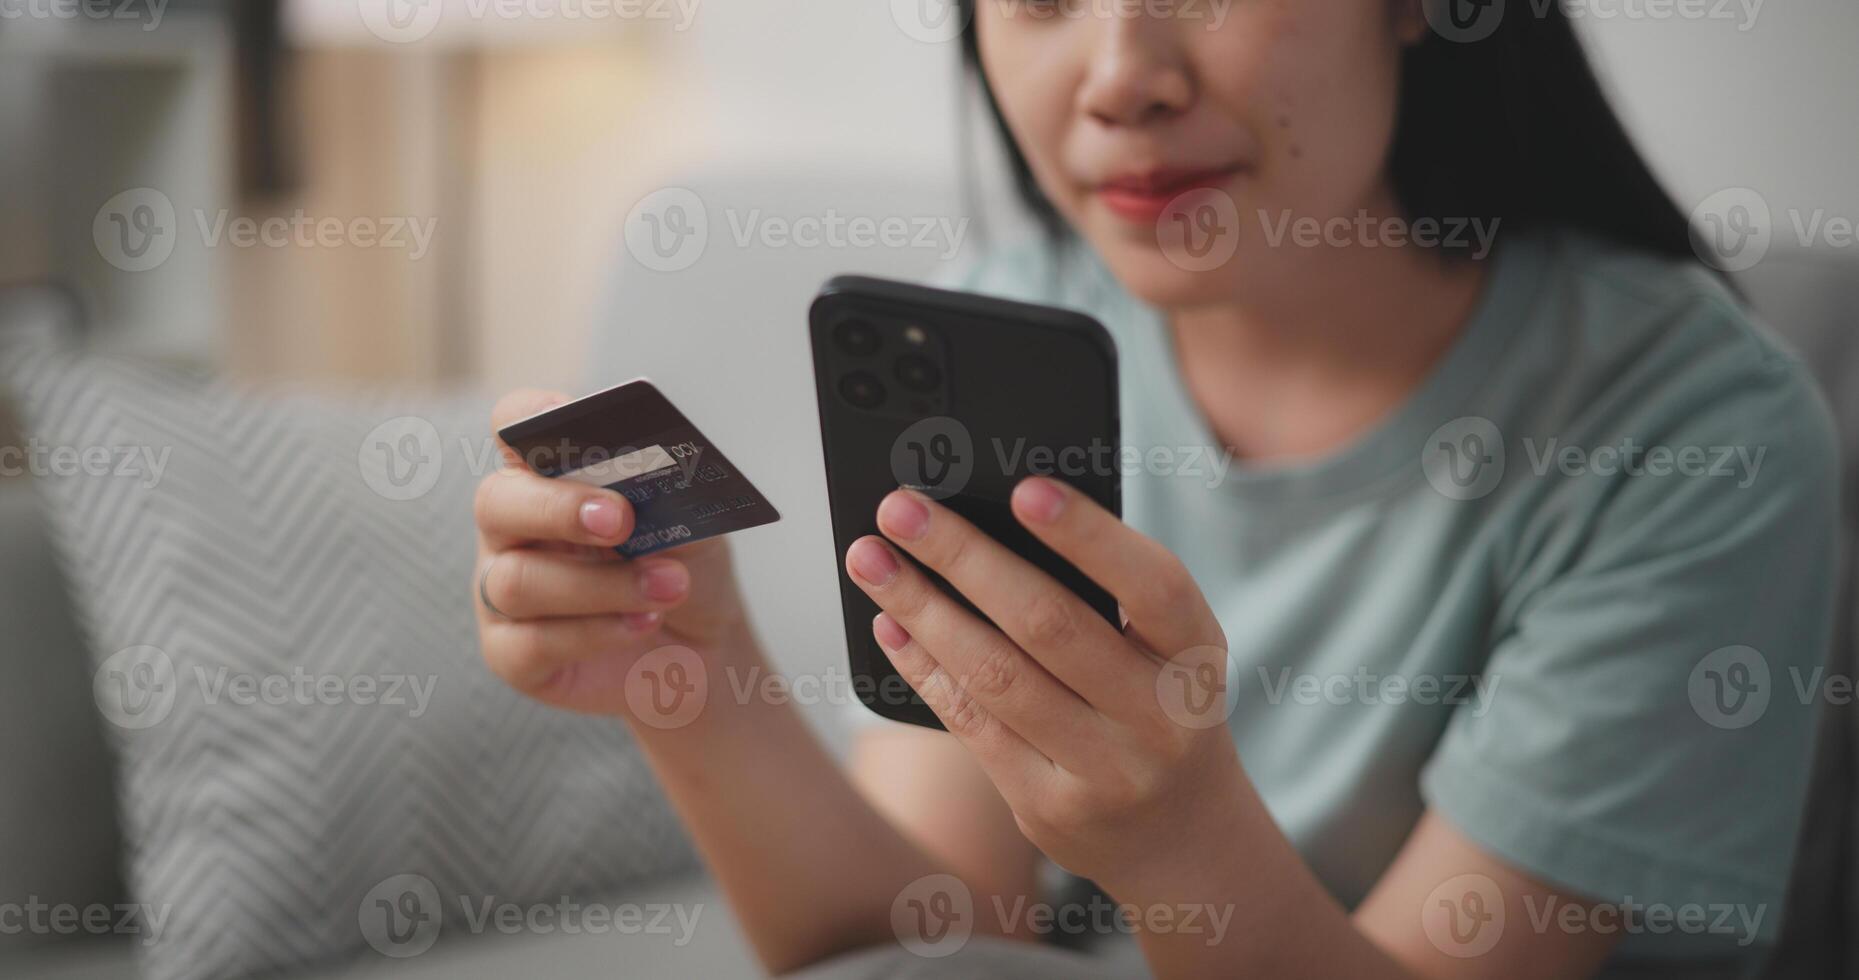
[834,319,881,356]
[839,371,887,409]
[893,354,942,393]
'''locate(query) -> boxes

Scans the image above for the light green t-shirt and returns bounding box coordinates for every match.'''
[937,229,1840,972]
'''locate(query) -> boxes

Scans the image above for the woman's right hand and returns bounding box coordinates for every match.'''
[473,388,754,718]
[472,396,1040,976]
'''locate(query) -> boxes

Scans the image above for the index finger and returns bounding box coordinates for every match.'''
[873,490,1145,714]
[479,388,633,550]
[1009,477,1224,660]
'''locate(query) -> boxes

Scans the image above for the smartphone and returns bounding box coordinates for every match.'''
[809,275,1121,729]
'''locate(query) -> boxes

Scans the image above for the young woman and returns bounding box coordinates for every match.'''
[471,2,1839,977]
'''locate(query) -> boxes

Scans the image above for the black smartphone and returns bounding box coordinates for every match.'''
[808,274,1121,729]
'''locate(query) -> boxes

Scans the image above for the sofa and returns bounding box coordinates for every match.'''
[0,172,1852,978]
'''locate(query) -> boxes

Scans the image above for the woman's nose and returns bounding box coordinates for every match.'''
[1076,15,1195,128]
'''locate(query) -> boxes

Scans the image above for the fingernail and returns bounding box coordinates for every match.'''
[639,562,689,602]
[848,538,899,587]
[1013,477,1066,524]
[581,498,625,539]
[877,491,930,542]
[623,611,662,632]
[872,613,910,652]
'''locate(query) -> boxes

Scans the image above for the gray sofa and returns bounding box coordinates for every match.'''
[0,342,761,980]
[1,232,1852,978]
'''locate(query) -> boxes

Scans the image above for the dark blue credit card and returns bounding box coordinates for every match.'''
[497,379,781,557]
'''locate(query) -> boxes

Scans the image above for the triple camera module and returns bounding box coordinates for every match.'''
[831,317,949,417]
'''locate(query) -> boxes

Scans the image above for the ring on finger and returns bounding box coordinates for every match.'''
[479,554,512,621]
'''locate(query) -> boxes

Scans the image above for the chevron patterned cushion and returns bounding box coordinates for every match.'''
[0,337,695,979]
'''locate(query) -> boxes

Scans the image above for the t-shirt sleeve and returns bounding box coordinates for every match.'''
[1420,340,1842,954]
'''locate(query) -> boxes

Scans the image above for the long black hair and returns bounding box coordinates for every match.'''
[955,0,1699,263]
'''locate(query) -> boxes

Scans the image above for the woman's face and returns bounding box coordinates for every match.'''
[976,0,1426,309]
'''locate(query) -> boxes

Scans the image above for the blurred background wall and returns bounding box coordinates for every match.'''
[0,0,970,394]
[1580,0,1859,249]
[2,0,1853,393]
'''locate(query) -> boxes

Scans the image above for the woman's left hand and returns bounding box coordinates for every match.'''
[844,477,1250,894]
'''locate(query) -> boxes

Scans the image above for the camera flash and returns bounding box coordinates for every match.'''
[903,326,927,346]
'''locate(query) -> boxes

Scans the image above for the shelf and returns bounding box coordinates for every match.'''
[283,0,647,48]
[0,14,227,66]
[1,12,233,361]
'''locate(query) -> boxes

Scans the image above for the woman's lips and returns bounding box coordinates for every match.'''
[1095,166,1243,223]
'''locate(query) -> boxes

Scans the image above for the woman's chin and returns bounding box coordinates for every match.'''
[1091,243,1246,312]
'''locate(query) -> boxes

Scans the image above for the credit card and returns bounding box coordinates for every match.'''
[497,379,781,558]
